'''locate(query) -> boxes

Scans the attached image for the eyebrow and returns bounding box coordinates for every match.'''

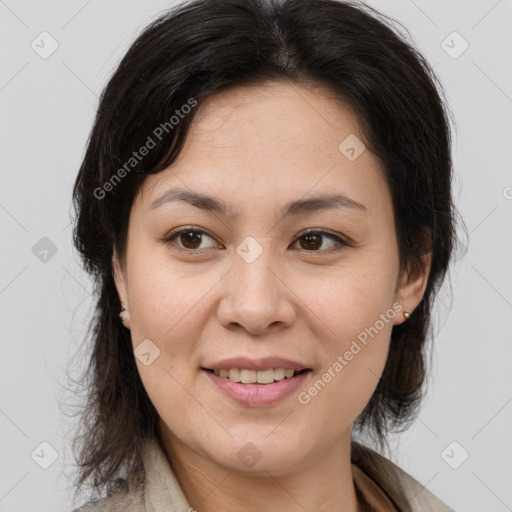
[148,186,367,217]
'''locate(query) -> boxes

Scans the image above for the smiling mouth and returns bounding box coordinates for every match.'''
[204,368,310,384]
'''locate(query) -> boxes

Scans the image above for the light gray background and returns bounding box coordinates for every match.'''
[1,1,511,511]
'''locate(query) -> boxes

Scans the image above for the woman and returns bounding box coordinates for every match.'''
[70,0,460,510]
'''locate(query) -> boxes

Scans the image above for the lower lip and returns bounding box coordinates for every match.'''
[203,370,311,406]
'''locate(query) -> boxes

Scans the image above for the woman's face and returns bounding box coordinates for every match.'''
[113,80,429,475]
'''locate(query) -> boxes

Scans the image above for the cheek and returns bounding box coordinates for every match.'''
[296,255,397,412]
[298,251,398,342]
[126,250,216,343]
[298,304,394,444]
[127,264,214,436]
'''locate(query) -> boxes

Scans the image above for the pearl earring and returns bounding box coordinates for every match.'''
[120,306,129,323]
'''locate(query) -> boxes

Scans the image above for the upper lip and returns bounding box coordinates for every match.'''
[203,357,310,372]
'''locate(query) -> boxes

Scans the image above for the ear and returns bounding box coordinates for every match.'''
[112,247,129,310]
[393,242,432,326]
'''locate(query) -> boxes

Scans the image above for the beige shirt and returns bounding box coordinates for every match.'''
[72,438,454,512]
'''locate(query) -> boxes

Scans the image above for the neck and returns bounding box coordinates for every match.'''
[160,430,361,512]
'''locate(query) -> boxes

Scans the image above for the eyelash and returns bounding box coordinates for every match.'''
[160,226,350,254]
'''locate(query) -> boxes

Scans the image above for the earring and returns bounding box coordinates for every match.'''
[119,306,129,323]
[403,311,411,320]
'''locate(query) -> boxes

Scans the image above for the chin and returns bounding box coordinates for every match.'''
[204,428,310,476]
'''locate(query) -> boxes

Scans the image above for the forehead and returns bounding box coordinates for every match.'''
[135,80,389,217]
[189,80,362,146]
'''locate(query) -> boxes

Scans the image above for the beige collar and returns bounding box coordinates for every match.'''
[351,442,454,512]
[352,463,398,511]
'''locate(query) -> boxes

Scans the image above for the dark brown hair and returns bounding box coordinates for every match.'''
[69,0,463,501]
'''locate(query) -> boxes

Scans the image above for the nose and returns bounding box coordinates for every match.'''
[216,249,297,336]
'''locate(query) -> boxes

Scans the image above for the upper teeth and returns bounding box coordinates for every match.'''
[213,368,297,384]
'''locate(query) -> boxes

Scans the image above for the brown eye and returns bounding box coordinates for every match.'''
[177,230,203,249]
[293,230,347,252]
[299,233,323,250]
[164,228,218,251]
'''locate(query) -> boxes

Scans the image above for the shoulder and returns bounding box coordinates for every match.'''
[70,481,145,512]
[71,495,143,512]
[351,441,454,512]
[69,437,191,512]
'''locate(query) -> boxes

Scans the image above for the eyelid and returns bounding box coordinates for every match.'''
[296,227,352,246]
